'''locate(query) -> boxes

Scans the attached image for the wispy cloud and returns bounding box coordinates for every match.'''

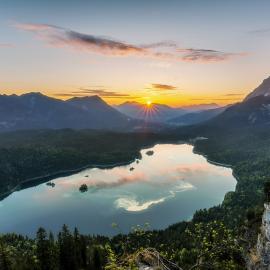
[15,23,147,56]
[55,88,137,99]
[76,88,131,97]
[223,93,244,97]
[178,48,244,62]
[14,22,246,63]
[150,83,177,91]
[140,41,177,49]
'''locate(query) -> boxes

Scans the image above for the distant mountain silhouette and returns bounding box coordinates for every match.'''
[0,93,132,131]
[115,101,186,122]
[169,106,228,126]
[180,103,220,111]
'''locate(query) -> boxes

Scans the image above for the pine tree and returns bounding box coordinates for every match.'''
[36,227,52,270]
[73,227,83,268]
[58,224,77,270]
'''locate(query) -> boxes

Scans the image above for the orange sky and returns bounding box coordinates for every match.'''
[1,1,270,106]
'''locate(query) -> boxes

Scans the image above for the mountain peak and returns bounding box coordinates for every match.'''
[21,92,46,98]
[68,95,104,103]
[245,76,270,101]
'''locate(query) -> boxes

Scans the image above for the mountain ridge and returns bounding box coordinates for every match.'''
[0,93,132,132]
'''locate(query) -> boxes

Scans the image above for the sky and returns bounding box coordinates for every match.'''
[1,0,270,106]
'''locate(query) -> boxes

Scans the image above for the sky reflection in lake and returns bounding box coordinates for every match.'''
[0,144,236,236]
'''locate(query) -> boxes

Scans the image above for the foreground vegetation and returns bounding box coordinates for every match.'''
[1,125,270,269]
[0,221,244,270]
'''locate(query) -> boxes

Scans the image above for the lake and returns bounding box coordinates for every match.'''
[0,144,236,236]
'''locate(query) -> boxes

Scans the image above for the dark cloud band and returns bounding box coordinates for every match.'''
[15,22,245,63]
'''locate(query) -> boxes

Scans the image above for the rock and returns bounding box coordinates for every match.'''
[146,150,154,156]
[248,203,270,269]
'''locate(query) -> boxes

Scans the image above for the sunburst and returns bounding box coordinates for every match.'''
[137,101,161,121]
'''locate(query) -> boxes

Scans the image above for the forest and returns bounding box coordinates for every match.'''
[0,124,269,269]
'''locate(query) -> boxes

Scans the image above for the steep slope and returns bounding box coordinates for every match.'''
[205,95,270,128]
[245,76,270,101]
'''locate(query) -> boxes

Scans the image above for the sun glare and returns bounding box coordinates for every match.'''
[147,101,152,106]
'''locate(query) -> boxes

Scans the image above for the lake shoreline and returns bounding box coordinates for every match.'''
[0,139,185,201]
[0,140,238,201]
[0,142,237,238]
[0,160,135,200]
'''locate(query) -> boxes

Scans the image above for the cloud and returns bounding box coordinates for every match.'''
[58,171,148,191]
[177,48,244,62]
[15,23,147,56]
[15,23,59,31]
[150,83,177,91]
[77,88,131,97]
[55,88,138,99]
[14,22,246,63]
[115,196,166,212]
[115,181,194,212]
[223,93,244,96]
[140,41,177,49]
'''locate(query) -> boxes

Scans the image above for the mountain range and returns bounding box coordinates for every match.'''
[2,76,270,132]
[115,101,220,123]
[0,93,132,132]
[169,106,228,126]
[115,101,186,122]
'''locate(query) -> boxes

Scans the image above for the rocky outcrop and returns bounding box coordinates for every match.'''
[248,204,270,270]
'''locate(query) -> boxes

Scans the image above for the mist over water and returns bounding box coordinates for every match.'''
[0,144,236,236]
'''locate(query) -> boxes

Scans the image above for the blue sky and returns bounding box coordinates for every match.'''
[1,0,270,105]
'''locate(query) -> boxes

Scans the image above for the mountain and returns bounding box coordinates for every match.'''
[115,101,186,122]
[185,76,270,131]
[180,103,220,112]
[66,95,129,127]
[169,106,228,126]
[201,95,270,130]
[115,102,222,123]
[245,76,270,101]
[0,93,132,132]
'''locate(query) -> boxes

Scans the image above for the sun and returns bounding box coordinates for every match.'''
[146,100,152,106]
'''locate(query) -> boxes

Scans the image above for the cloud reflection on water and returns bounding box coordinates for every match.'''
[115,181,194,212]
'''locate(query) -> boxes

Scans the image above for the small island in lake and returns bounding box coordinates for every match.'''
[130,167,134,171]
[146,150,154,156]
[79,184,88,193]
[46,182,55,187]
